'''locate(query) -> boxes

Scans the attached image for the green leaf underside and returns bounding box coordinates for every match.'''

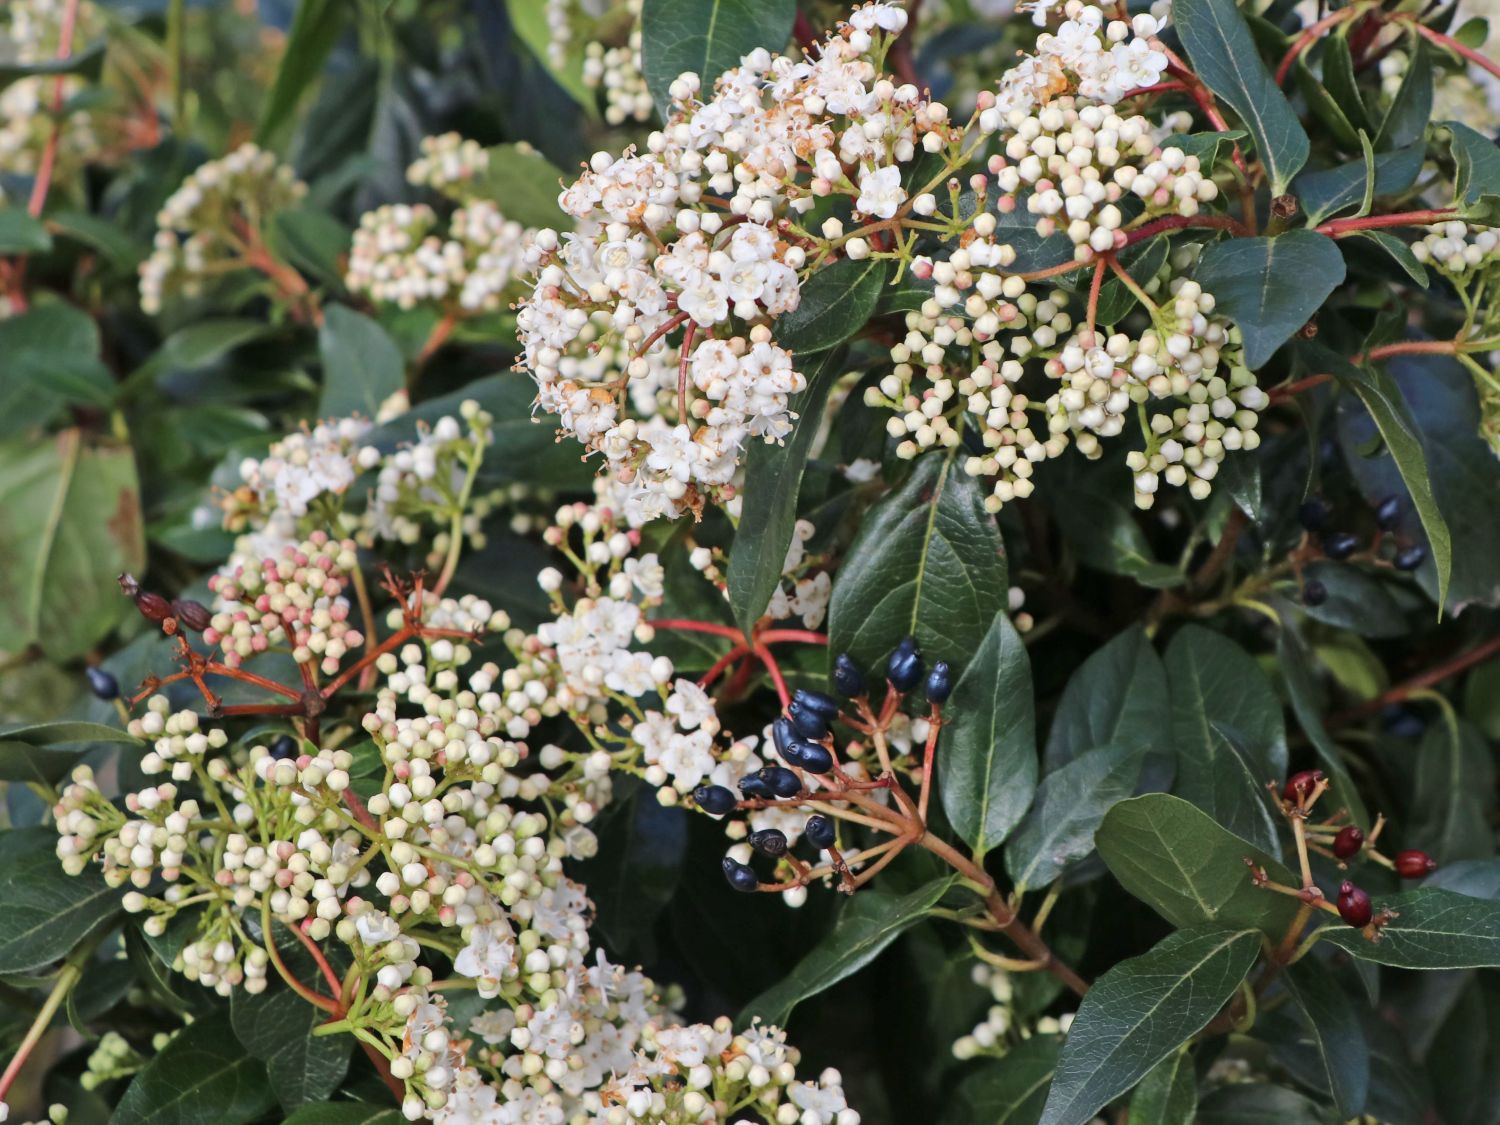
[1039,925,1260,1125]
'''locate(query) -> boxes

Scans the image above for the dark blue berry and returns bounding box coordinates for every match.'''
[737,774,773,800]
[887,636,924,692]
[1298,497,1331,533]
[1380,705,1425,738]
[926,661,953,704]
[269,734,298,760]
[792,689,839,721]
[694,784,737,815]
[1323,532,1360,561]
[832,653,867,697]
[804,815,836,849]
[749,828,789,857]
[758,766,802,798]
[789,740,834,774]
[1394,544,1426,571]
[85,666,119,700]
[722,857,758,892]
[1301,579,1327,607]
[1374,495,1402,530]
[786,698,829,740]
[771,717,798,758]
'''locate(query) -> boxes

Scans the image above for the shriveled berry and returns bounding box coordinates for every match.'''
[117,573,141,599]
[804,815,836,850]
[786,698,829,740]
[690,784,735,814]
[749,828,789,857]
[832,653,867,698]
[926,661,953,704]
[1394,849,1437,879]
[269,734,298,761]
[1301,579,1327,607]
[1298,497,1331,532]
[887,635,924,692]
[1323,532,1360,561]
[1332,825,1365,859]
[171,598,213,632]
[1374,495,1402,530]
[1394,544,1426,571]
[793,689,839,721]
[1337,881,1373,928]
[722,857,758,893]
[1282,769,1325,803]
[84,666,119,700]
[134,590,173,623]
[757,766,802,799]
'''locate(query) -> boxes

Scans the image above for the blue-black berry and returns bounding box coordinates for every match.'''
[788,740,834,774]
[1394,544,1426,571]
[771,717,798,758]
[832,653,867,697]
[757,766,802,798]
[722,857,758,893]
[1298,497,1331,533]
[793,689,839,721]
[737,774,773,800]
[1323,532,1360,561]
[1380,705,1425,738]
[804,815,836,850]
[1301,579,1327,607]
[786,698,829,740]
[694,784,737,815]
[748,828,789,857]
[85,666,119,700]
[1374,495,1402,530]
[887,635,924,692]
[926,661,953,703]
[270,734,299,760]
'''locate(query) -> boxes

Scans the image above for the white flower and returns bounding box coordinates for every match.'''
[856,164,906,220]
[453,920,516,995]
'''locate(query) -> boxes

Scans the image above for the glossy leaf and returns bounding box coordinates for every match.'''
[944,1036,1061,1125]
[1007,741,1148,891]
[940,612,1036,855]
[1444,120,1500,208]
[1196,1083,1327,1124]
[1038,925,1260,1125]
[828,452,1008,671]
[0,430,145,661]
[1275,618,1369,828]
[1376,40,1432,150]
[318,305,405,419]
[1196,232,1345,369]
[1294,142,1424,225]
[727,349,846,636]
[113,1010,276,1125]
[256,0,347,150]
[1096,794,1301,935]
[773,257,888,353]
[1175,0,1309,193]
[0,209,52,253]
[1127,1049,1197,1125]
[740,877,955,1026]
[0,827,121,974]
[1317,888,1500,968]
[474,144,573,230]
[1050,491,1183,588]
[1283,957,1369,1118]
[1044,626,1168,771]
[1166,625,1286,855]
[1410,719,1495,863]
[640,0,795,117]
[0,721,141,786]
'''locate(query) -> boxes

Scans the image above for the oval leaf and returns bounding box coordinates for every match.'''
[113,1010,277,1125]
[1044,626,1167,772]
[641,0,796,117]
[0,827,122,974]
[773,257,889,353]
[1316,887,1500,969]
[319,305,405,419]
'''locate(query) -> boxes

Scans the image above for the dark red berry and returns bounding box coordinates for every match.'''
[171,599,213,632]
[1394,849,1437,879]
[722,857,758,893]
[748,828,789,857]
[1394,544,1426,571]
[134,591,173,623]
[1323,532,1360,561]
[1282,769,1325,803]
[1337,881,1373,928]
[84,666,119,700]
[1301,579,1327,607]
[804,815,836,850]
[1332,825,1365,859]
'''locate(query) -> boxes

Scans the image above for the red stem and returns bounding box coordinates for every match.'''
[290,921,344,996]
[753,644,791,707]
[26,0,81,219]
[1411,20,1500,80]
[1317,209,1455,237]
[1121,214,1247,247]
[1331,633,1500,724]
[647,618,744,640]
[758,628,829,646]
[699,645,750,688]
[1086,256,1106,333]
[1276,7,1362,85]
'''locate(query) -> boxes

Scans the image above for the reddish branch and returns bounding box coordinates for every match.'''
[1316,209,1456,237]
[1331,633,1500,725]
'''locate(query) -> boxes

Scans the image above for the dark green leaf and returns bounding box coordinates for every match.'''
[1196,1083,1327,1124]
[0,42,106,91]
[773,257,888,353]
[1275,618,1369,828]
[113,1010,276,1125]
[1092,237,1168,326]
[740,877,955,1026]
[1127,1049,1197,1125]
[1044,626,1168,771]
[318,305,405,419]
[256,0,347,151]
[0,827,121,974]
[0,303,114,411]
[1196,231,1345,369]
[828,452,1008,671]
[1375,40,1432,150]
[1175,0,1310,193]
[1166,625,1287,855]
[0,431,145,661]
[0,209,53,254]
[1443,121,1500,208]
[504,0,600,115]
[0,721,140,786]
[727,349,846,635]
[1317,888,1500,968]
[1283,957,1369,1118]
[943,1036,1061,1125]
[1039,925,1260,1125]
[1096,794,1301,935]
[47,211,147,271]
[1294,142,1424,225]
[1426,857,1500,900]
[876,275,935,314]
[1353,230,1429,287]
[940,612,1036,855]
[1050,491,1183,588]
[473,144,573,230]
[282,1107,405,1125]
[1410,719,1495,864]
[640,0,796,117]
[270,209,352,291]
[1159,130,1247,167]
[1320,36,1374,136]
[1008,741,1148,890]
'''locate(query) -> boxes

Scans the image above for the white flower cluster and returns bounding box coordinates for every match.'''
[951,962,1075,1060]
[0,0,103,181]
[1411,221,1500,277]
[138,143,308,314]
[405,132,492,199]
[581,0,654,125]
[992,99,1218,261]
[365,399,492,547]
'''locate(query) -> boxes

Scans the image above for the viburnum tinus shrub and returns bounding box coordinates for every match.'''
[1,0,1499,1123]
